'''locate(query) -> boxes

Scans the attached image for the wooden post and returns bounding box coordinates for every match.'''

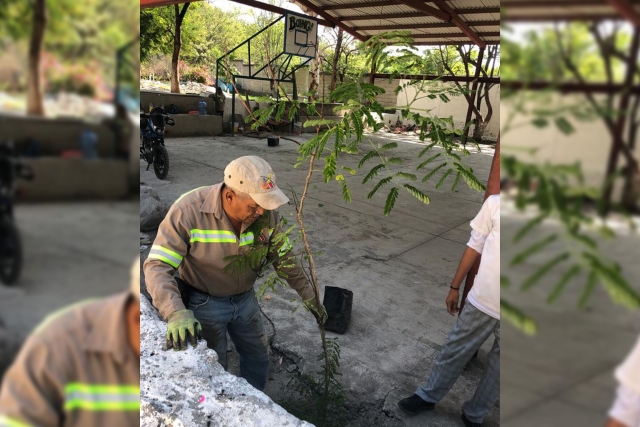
[461,47,485,146]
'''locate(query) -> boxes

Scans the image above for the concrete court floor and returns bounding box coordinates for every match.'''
[0,201,140,347]
[500,201,640,427]
[140,132,498,427]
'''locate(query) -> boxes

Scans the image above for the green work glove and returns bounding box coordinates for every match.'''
[166,309,202,351]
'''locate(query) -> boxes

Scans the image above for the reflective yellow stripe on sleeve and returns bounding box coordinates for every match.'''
[190,229,237,243]
[64,383,140,412]
[0,416,35,427]
[148,245,183,268]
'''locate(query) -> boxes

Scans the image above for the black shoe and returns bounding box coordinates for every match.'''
[397,394,435,414]
[462,413,482,427]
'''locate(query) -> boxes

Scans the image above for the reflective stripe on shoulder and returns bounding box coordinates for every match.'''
[278,236,293,256]
[148,245,183,268]
[64,383,140,412]
[239,232,254,247]
[174,186,208,205]
[190,229,236,243]
[33,298,100,334]
[0,416,34,427]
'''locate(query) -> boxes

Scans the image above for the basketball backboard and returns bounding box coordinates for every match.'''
[284,11,318,59]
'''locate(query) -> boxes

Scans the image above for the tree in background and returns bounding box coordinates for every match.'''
[0,0,138,114]
[438,45,500,142]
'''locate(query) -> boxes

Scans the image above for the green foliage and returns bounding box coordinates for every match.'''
[500,299,538,335]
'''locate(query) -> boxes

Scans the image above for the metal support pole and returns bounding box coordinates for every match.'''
[602,27,640,212]
[462,47,485,146]
[232,75,236,137]
[459,133,500,315]
[248,41,251,77]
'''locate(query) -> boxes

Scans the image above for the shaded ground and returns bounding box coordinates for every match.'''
[140,132,498,427]
[501,201,640,427]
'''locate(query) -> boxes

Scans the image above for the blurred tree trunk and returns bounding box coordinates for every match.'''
[27,0,46,116]
[170,3,190,94]
[329,28,344,93]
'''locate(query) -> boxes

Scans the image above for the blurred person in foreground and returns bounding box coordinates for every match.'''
[398,195,500,427]
[144,155,323,392]
[0,256,141,427]
[607,335,640,427]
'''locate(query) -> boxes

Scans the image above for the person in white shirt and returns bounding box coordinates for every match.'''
[607,335,640,427]
[398,195,500,427]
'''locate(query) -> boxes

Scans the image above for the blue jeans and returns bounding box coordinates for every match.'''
[415,302,500,424]
[188,288,270,391]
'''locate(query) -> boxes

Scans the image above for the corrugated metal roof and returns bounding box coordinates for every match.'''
[502,0,640,21]
[291,0,500,46]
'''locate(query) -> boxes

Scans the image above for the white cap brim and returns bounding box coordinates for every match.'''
[251,187,289,210]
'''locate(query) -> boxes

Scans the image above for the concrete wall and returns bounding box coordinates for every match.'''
[501,93,640,199]
[166,114,223,137]
[232,63,310,97]
[16,158,129,200]
[0,115,116,157]
[141,91,216,115]
[391,79,501,140]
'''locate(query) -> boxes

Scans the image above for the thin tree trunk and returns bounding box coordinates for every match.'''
[329,28,344,93]
[27,0,46,116]
[171,3,190,94]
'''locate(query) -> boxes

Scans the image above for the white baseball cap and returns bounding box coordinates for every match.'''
[224,156,289,210]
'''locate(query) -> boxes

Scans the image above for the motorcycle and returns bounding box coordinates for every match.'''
[0,143,34,285]
[140,106,175,180]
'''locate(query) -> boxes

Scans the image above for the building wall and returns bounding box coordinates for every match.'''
[501,93,640,199]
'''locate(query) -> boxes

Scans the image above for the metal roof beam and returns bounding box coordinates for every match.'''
[411,31,500,39]
[341,8,500,21]
[322,1,499,15]
[501,81,640,94]
[292,0,367,40]
[412,40,499,46]
[605,0,640,25]
[140,0,196,9]
[395,0,451,21]
[228,0,333,27]
[431,0,485,47]
[354,20,499,31]
[503,14,625,22]
[502,0,640,7]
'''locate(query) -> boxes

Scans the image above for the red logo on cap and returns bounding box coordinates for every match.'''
[262,173,275,190]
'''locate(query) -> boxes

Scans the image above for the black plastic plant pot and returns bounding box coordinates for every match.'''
[322,286,353,334]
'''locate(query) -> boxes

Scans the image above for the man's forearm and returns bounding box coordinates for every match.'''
[605,418,629,427]
[450,246,480,289]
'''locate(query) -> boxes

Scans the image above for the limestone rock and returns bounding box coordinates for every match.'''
[140,295,314,427]
[140,185,167,231]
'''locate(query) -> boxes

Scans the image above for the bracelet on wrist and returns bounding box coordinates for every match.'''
[450,286,460,291]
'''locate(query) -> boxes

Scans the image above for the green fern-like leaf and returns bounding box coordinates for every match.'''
[384,187,399,216]
[395,172,417,181]
[454,163,486,191]
[501,299,537,335]
[435,169,453,189]
[340,179,352,203]
[451,171,462,191]
[422,162,447,182]
[379,142,398,151]
[324,152,337,183]
[417,152,441,170]
[514,214,547,243]
[363,164,385,184]
[418,142,437,157]
[387,157,403,165]
[521,252,570,291]
[547,265,581,304]
[403,184,430,204]
[359,150,377,168]
[578,271,597,308]
[511,235,558,266]
[367,176,393,199]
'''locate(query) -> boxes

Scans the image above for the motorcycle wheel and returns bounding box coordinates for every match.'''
[0,220,22,285]
[153,145,170,180]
